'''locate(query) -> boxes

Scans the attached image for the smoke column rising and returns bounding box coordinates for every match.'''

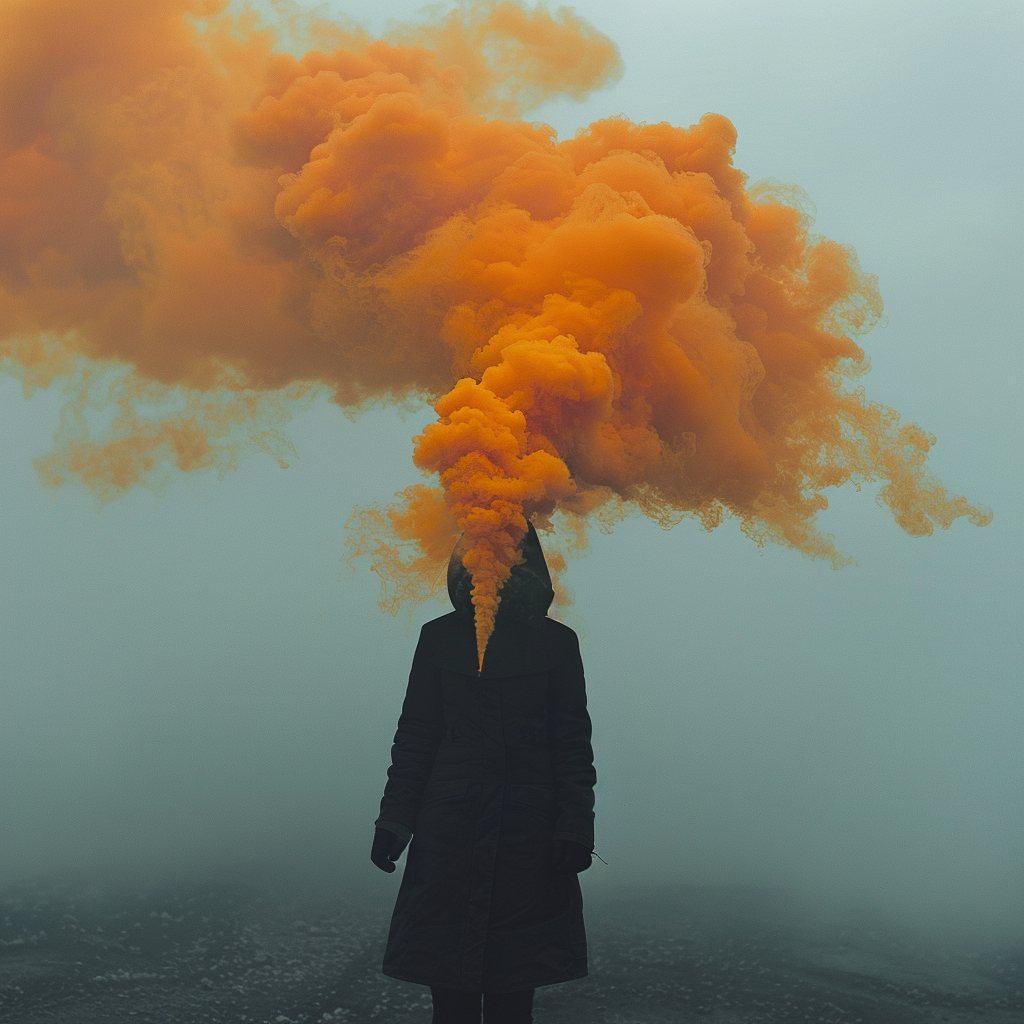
[0,0,990,664]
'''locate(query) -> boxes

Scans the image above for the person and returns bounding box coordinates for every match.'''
[371,523,597,1024]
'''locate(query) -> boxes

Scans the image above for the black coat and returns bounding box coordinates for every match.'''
[376,532,596,992]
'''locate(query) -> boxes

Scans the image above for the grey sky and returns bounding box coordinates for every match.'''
[1,0,1021,939]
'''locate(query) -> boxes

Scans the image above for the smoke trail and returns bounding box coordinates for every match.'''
[0,0,990,665]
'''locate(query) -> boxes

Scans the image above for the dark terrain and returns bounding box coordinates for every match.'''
[1,871,1020,1023]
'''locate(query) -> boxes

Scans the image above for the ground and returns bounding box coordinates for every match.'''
[1,871,1020,1023]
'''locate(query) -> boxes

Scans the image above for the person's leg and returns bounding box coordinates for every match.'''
[430,987,482,1024]
[482,988,535,1024]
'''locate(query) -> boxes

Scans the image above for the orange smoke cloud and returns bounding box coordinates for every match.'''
[0,0,990,665]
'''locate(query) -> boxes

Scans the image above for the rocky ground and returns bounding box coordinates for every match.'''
[1,872,1020,1023]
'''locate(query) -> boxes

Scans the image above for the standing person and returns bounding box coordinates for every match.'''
[371,523,597,1024]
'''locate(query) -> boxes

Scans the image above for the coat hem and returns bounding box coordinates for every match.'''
[382,964,588,991]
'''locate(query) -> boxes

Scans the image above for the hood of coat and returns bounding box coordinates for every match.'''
[447,522,555,624]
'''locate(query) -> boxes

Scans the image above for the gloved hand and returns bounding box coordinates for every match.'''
[550,839,593,875]
[371,827,409,873]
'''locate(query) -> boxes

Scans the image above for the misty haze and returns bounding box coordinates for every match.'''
[1,0,1021,1022]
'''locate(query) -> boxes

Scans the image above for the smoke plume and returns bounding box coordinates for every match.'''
[0,0,990,665]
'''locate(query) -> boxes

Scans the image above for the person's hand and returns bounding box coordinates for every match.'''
[371,827,409,873]
[550,839,593,875]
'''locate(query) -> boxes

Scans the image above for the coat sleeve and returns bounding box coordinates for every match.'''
[548,630,596,848]
[375,634,445,836]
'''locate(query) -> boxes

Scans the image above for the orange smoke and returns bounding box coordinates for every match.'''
[0,0,990,666]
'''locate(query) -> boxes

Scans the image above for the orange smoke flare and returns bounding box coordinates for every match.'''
[0,0,990,665]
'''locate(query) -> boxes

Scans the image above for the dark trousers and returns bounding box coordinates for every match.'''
[430,986,535,1024]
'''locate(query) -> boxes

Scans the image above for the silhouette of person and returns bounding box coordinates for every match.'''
[371,522,596,1024]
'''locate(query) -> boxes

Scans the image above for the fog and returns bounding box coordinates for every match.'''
[1,0,1021,948]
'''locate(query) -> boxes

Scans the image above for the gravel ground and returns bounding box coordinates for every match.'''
[1,872,1020,1024]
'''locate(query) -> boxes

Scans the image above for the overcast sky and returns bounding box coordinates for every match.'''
[1,0,1021,940]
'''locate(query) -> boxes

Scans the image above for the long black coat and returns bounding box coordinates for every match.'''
[376,538,596,992]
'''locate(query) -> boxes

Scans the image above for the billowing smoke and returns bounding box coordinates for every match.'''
[0,0,990,665]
